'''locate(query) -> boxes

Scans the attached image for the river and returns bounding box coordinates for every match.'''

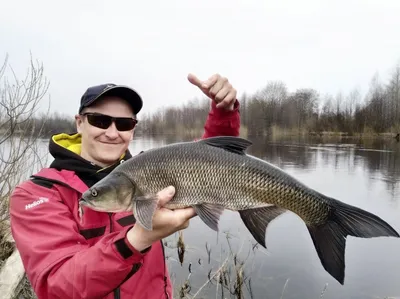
[2,134,400,299]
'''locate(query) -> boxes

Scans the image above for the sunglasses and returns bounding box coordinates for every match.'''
[80,112,138,131]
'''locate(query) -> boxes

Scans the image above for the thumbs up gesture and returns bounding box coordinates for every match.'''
[187,73,237,111]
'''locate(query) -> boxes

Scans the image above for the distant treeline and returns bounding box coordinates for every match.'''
[138,61,400,137]
[8,112,77,138]
[3,61,400,139]
[34,112,77,136]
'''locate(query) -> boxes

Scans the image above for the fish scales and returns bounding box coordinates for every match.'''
[117,140,330,225]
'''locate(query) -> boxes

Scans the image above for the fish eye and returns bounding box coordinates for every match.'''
[91,189,98,197]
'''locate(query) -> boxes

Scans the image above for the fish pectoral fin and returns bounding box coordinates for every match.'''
[193,203,225,232]
[239,205,286,248]
[133,194,159,231]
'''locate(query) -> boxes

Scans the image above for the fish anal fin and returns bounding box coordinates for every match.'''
[133,194,159,231]
[193,203,225,231]
[199,136,252,155]
[239,205,286,248]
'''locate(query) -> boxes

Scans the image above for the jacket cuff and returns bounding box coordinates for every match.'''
[112,227,151,264]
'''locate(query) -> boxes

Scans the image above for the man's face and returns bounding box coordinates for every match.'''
[75,96,136,167]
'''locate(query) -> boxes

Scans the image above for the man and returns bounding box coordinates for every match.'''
[9,73,241,299]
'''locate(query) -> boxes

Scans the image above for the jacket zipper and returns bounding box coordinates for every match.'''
[109,213,121,299]
[109,213,113,233]
[113,288,120,299]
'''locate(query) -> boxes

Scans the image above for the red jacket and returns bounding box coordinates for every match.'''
[9,100,240,299]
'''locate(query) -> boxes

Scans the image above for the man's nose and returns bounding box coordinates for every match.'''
[105,122,119,138]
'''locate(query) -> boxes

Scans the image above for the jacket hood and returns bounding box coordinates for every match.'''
[49,132,132,187]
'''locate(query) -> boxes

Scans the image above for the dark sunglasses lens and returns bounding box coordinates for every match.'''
[115,119,137,131]
[87,114,112,129]
[85,114,137,131]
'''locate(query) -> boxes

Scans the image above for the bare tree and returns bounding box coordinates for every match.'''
[0,53,50,256]
[386,64,400,131]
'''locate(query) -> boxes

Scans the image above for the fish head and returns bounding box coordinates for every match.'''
[79,171,136,213]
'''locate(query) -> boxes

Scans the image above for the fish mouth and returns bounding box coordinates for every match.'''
[77,198,91,219]
[78,197,125,213]
[79,198,93,207]
[78,199,105,212]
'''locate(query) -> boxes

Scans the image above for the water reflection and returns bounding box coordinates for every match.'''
[248,136,400,205]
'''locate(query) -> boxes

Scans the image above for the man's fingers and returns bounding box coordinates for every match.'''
[216,89,236,109]
[188,73,229,93]
[209,78,225,98]
[156,186,175,207]
[188,73,218,90]
[188,73,236,110]
[203,74,219,89]
[214,85,230,102]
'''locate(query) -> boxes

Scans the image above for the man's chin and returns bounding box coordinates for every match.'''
[95,151,124,165]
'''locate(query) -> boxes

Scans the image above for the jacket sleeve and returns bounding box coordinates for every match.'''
[202,99,241,138]
[9,183,148,299]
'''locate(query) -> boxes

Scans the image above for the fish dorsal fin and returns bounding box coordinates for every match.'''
[198,136,252,155]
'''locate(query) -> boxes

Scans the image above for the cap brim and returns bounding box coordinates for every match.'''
[83,85,143,114]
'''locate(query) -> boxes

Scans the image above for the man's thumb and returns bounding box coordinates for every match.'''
[157,186,175,207]
[187,73,204,89]
[176,206,197,220]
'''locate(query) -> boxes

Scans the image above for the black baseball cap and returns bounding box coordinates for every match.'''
[78,83,143,114]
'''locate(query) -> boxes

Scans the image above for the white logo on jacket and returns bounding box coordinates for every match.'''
[25,197,49,210]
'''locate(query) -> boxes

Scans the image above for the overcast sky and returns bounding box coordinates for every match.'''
[1,0,400,117]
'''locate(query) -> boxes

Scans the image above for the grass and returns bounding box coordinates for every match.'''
[0,228,14,267]
[0,213,37,299]
[167,231,254,299]
[165,230,271,298]
[15,275,37,299]
[163,228,400,299]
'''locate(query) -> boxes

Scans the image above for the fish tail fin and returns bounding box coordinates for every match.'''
[308,199,399,285]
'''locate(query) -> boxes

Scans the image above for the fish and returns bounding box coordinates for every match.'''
[79,136,400,285]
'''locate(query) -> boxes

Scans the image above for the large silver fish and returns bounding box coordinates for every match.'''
[79,136,399,285]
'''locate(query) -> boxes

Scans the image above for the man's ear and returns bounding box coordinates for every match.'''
[75,114,83,134]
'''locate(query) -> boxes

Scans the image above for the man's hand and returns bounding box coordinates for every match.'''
[127,186,196,252]
[188,73,237,111]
